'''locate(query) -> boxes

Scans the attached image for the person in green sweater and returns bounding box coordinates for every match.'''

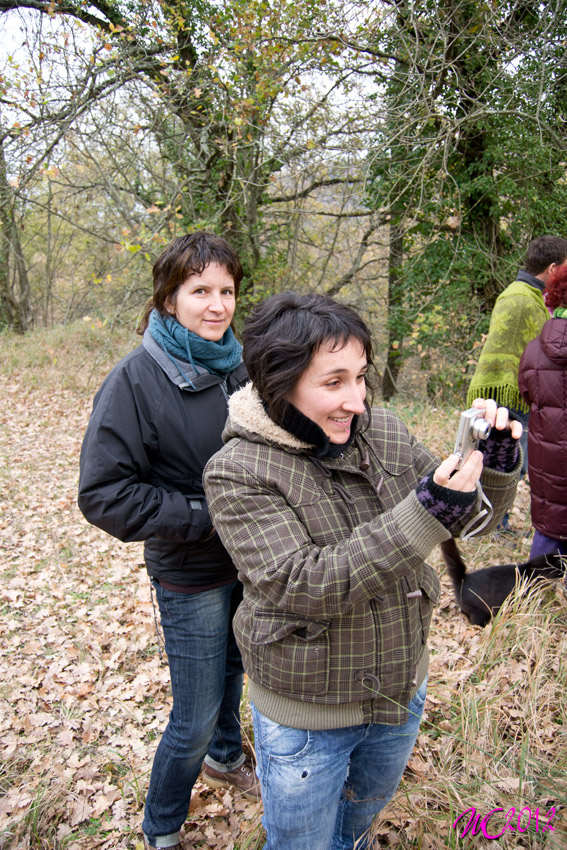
[467,235,567,477]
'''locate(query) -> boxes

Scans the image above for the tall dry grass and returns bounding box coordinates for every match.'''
[377,399,567,849]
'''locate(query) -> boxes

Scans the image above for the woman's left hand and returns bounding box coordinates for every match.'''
[433,450,483,492]
[470,398,523,440]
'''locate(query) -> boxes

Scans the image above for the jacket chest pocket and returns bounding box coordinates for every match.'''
[249,612,331,696]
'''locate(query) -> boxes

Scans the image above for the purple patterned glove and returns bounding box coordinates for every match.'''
[416,472,477,534]
[478,429,519,473]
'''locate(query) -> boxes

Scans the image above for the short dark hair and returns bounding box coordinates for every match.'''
[138,231,243,333]
[525,235,567,276]
[544,264,567,310]
[242,291,374,423]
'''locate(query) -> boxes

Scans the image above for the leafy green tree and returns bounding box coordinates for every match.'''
[365,0,567,399]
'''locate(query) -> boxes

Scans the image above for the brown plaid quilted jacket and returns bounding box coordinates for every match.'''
[204,384,519,728]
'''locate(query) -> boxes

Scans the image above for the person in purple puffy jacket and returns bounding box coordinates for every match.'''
[519,265,567,559]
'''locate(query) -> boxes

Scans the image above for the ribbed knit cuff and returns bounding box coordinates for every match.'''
[479,429,519,473]
[389,491,450,559]
[416,473,476,534]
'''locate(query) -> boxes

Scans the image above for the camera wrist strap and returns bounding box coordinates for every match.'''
[459,485,493,541]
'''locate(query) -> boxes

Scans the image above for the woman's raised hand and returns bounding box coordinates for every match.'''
[470,398,523,439]
[433,400,522,493]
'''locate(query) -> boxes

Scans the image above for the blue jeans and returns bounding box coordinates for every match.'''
[142,580,245,847]
[252,678,427,850]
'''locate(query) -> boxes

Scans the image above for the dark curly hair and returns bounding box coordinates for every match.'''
[242,291,374,425]
[544,263,567,310]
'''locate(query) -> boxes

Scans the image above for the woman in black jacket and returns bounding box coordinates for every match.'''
[78,232,257,850]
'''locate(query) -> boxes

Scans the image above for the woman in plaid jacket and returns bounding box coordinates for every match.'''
[204,292,522,850]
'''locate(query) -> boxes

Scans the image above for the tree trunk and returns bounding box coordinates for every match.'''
[0,136,31,333]
[381,220,404,401]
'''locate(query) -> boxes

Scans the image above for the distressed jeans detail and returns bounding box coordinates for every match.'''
[252,678,427,850]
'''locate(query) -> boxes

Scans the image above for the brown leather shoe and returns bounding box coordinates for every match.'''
[201,759,262,801]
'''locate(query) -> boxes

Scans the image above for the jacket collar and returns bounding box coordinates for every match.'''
[226,383,314,450]
[143,328,224,391]
[516,269,546,293]
[226,384,416,478]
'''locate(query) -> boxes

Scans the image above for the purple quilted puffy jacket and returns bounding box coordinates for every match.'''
[519,317,567,539]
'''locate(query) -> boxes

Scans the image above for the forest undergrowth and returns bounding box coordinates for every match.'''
[1,321,566,849]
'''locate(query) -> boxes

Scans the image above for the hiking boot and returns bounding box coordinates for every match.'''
[201,759,262,801]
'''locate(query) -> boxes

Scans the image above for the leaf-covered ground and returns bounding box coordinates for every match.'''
[1,324,566,849]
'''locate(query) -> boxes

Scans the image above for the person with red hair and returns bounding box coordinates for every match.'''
[519,265,567,558]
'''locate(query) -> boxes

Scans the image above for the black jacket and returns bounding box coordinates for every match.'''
[78,330,248,586]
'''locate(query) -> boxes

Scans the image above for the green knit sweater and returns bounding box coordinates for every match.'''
[467,280,549,413]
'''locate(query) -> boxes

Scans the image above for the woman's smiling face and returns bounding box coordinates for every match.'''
[167,262,236,341]
[287,338,368,443]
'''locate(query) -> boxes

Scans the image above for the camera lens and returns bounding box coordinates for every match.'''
[471,418,491,441]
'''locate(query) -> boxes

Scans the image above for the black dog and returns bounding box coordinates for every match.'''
[440,538,565,627]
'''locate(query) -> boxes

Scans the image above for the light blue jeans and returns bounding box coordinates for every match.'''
[252,678,427,850]
[142,580,245,848]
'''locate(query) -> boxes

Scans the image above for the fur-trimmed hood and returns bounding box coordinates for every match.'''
[224,382,313,451]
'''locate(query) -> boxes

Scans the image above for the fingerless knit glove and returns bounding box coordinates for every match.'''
[416,472,477,535]
[478,429,519,473]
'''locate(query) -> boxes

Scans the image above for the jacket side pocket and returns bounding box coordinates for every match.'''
[248,611,331,696]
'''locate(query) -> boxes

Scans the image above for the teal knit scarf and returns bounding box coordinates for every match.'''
[149,310,242,380]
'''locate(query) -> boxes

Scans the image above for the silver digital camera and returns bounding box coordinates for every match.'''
[453,407,491,467]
